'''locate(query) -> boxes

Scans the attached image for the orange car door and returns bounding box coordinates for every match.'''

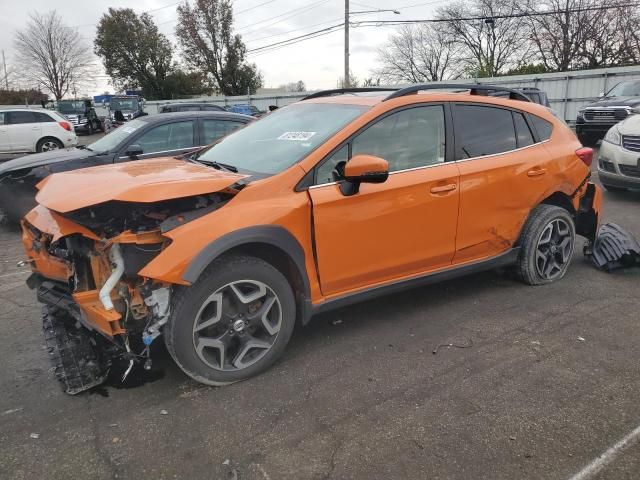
[308,105,460,298]
[451,103,554,264]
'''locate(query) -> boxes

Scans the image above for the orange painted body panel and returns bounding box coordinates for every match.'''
[35,158,246,213]
[309,163,460,297]
[22,90,603,311]
[73,290,125,337]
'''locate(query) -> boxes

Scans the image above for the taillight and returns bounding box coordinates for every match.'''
[575,147,593,167]
[58,121,72,132]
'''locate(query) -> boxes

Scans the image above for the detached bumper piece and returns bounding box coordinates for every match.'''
[585,223,640,272]
[42,306,111,395]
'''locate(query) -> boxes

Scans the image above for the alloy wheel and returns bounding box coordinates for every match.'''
[535,218,574,280]
[41,141,60,152]
[192,280,282,371]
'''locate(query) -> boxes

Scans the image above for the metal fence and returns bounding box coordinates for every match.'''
[3,65,640,122]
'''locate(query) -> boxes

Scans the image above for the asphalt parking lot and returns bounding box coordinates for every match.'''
[1,164,639,480]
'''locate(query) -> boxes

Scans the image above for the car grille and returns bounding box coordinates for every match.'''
[584,109,628,123]
[619,164,640,178]
[65,114,79,126]
[599,159,617,173]
[622,135,640,153]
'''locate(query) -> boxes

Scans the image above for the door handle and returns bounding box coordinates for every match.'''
[527,168,547,177]
[430,183,457,194]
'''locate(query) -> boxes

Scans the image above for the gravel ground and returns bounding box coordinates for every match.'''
[0,165,639,480]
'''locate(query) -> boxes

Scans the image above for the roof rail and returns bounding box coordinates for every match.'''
[302,87,399,101]
[383,84,532,103]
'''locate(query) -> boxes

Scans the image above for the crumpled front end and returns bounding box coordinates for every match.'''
[20,192,233,394]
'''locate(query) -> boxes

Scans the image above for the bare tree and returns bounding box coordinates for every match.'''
[437,0,530,77]
[14,11,94,100]
[375,24,464,84]
[580,0,640,68]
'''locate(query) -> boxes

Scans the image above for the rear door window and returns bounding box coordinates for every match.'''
[453,105,517,159]
[134,121,195,154]
[201,119,245,145]
[34,112,56,123]
[178,105,201,112]
[7,111,37,124]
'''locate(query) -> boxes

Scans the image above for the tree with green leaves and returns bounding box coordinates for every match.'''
[175,0,263,95]
[94,8,174,100]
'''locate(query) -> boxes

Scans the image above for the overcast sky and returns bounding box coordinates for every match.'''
[0,0,441,96]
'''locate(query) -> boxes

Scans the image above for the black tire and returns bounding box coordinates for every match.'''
[601,183,628,193]
[515,205,576,286]
[36,137,63,153]
[165,255,296,386]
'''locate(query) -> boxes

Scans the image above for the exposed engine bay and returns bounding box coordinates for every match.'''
[22,192,233,394]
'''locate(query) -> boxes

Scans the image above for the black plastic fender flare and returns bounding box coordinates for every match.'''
[181,225,313,322]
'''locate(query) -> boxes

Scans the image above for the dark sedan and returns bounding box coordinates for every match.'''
[159,103,226,113]
[0,111,253,222]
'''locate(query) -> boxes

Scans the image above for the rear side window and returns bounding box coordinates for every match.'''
[530,115,553,140]
[7,111,37,124]
[513,112,534,148]
[454,105,516,158]
[201,119,245,144]
[178,105,201,112]
[34,112,55,123]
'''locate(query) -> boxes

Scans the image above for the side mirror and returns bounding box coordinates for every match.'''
[340,154,389,196]
[126,144,143,158]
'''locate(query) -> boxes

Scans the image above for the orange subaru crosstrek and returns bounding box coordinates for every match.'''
[21,85,602,393]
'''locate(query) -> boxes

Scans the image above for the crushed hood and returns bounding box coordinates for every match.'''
[0,148,98,176]
[35,157,247,213]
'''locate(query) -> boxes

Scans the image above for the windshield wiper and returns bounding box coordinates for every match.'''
[196,159,238,173]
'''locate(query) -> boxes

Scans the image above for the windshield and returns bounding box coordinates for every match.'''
[87,119,146,153]
[111,98,139,111]
[57,101,86,114]
[197,103,368,175]
[606,81,640,98]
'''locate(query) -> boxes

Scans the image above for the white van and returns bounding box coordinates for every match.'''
[0,109,78,153]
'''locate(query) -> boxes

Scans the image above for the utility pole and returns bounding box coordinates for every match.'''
[344,0,350,88]
[2,50,8,90]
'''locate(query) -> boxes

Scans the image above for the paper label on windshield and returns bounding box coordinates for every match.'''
[278,131,316,141]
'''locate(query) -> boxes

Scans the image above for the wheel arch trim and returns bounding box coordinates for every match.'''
[181,225,313,320]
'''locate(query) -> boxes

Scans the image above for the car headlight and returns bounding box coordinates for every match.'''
[604,127,621,145]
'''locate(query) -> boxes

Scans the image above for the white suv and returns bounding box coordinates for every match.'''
[0,109,78,153]
[598,113,640,191]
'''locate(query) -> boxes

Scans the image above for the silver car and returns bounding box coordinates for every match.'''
[598,113,640,191]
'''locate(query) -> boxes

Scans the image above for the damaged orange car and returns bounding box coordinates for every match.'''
[20,85,603,393]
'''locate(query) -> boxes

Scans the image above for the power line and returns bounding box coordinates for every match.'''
[247,23,344,54]
[235,0,278,15]
[237,0,331,33]
[244,16,343,43]
[246,2,640,56]
[248,27,343,57]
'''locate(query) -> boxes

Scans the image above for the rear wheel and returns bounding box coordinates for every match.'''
[36,137,63,153]
[516,205,576,285]
[165,255,296,386]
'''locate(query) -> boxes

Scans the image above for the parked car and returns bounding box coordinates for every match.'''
[227,104,264,117]
[56,99,102,135]
[597,113,640,191]
[19,85,602,394]
[107,95,146,122]
[576,80,640,145]
[0,111,252,222]
[0,108,78,154]
[490,87,551,107]
[160,103,226,113]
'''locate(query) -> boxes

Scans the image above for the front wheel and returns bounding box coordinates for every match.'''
[164,255,296,386]
[515,205,576,285]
